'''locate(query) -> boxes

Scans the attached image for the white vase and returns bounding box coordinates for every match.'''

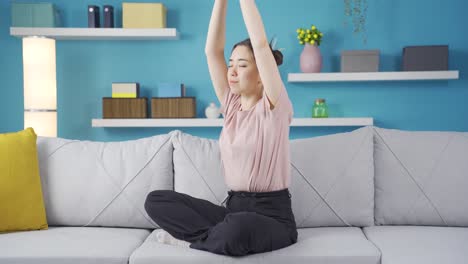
[205,102,220,119]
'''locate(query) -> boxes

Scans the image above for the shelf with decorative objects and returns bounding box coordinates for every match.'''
[10,27,179,40]
[91,118,374,127]
[287,71,459,83]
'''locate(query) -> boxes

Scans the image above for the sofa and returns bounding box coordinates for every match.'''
[1,125,467,264]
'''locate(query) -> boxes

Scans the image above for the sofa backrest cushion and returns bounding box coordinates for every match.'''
[373,127,468,226]
[171,126,374,227]
[290,126,375,227]
[171,131,228,205]
[36,134,173,228]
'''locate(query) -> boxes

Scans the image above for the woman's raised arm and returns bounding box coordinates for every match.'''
[205,0,230,104]
[239,0,284,107]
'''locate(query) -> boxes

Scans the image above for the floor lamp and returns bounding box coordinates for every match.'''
[22,36,57,137]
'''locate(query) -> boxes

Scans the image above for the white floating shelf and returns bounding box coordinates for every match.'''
[10,27,179,40]
[92,118,373,127]
[288,71,459,82]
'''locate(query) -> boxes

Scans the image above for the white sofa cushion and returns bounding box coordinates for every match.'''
[373,127,468,226]
[0,227,150,264]
[289,126,375,227]
[363,226,468,264]
[36,134,173,228]
[171,130,228,205]
[171,127,374,228]
[130,227,380,264]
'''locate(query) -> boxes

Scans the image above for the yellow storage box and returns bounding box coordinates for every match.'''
[123,3,166,28]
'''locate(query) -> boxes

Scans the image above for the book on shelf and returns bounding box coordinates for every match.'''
[112,82,140,98]
[157,83,186,97]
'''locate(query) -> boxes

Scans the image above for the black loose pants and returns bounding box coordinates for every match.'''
[144,189,298,256]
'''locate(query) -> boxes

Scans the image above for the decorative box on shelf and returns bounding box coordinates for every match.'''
[157,83,186,97]
[102,98,147,118]
[11,2,61,27]
[122,2,166,28]
[151,97,196,118]
[341,50,380,72]
[112,82,140,98]
[402,45,448,71]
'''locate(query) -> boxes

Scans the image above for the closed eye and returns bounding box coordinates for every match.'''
[227,65,247,68]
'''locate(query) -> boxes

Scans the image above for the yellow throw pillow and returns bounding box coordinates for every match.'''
[0,127,48,233]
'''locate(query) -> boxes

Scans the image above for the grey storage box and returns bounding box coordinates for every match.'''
[402,45,448,71]
[341,50,380,72]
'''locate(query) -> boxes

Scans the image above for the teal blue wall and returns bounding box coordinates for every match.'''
[1,0,467,141]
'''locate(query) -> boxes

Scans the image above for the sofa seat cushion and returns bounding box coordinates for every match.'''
[130,227,380,264]
[363,226,468,264]
[0,226,150,264]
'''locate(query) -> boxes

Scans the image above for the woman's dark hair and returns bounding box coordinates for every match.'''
[231,38,283,66]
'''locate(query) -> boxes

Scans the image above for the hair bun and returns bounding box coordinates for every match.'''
[273,50,283,66]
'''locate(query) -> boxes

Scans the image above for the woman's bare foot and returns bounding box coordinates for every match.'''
[155,229,190,247]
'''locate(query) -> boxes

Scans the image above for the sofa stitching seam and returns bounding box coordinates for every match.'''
[173,133,220,204]
[291,162,350,227]
[404,134,454,226]
[373,128,448,225]
[84,137,170,227]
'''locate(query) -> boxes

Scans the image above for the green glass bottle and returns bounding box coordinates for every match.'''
[312,98,328,118]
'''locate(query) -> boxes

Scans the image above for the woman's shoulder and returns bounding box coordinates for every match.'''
[220,88,241,117]
[257,87,293,118]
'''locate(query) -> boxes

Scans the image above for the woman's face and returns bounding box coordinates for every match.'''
[227,45,262,96]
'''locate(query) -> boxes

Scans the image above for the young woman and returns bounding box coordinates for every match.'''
[144,0,297,256]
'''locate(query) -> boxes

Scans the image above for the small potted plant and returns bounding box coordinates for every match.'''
[296,24,324,73]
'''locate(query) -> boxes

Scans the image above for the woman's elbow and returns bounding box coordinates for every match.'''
[205,48,224,57]
[251,39,269,50]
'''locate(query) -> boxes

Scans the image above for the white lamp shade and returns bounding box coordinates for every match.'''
[23,37,57,110]
[23,37,57,137]
[24,112,57,137]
